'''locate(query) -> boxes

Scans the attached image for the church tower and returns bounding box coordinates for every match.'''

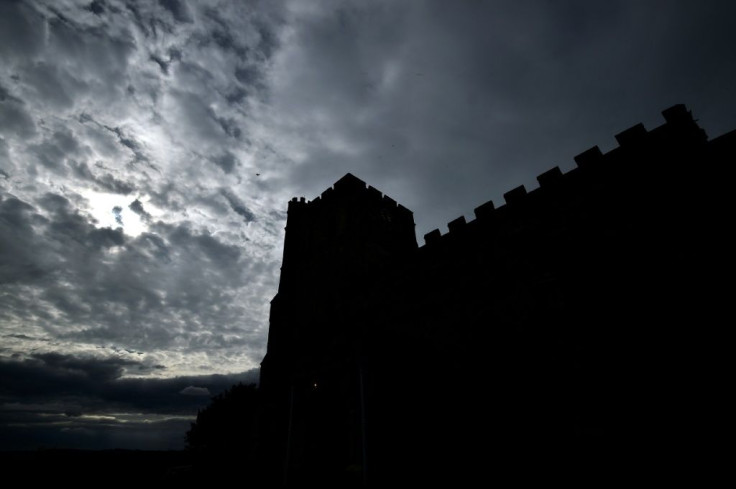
[259,173,417,483]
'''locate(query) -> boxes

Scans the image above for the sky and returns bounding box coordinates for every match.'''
[1,0,735,450]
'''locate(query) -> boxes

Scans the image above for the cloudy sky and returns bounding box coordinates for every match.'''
[1,0,735,450]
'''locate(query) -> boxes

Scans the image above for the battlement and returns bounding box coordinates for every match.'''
[420,104,708,248]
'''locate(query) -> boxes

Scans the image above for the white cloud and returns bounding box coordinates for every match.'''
[0,0,290,380]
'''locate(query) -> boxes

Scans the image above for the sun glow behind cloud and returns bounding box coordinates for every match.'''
[80,190,157,237]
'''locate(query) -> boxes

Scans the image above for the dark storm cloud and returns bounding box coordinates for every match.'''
[217,115,242,139]
[88,0,105,16]
[254,17,279,60]
[221,189,256,223]
[135,232,170,263]
[121,1,149,35]
[0,1,46,61]
[37,191,73,213]
[197,9,247,58]
[0,85,37,138]
[29,352,144,383]
[225,86,249,105]
[0,353,257,409]
[88,227,126,249]
[70,161,135,194]
[234,65,261,86]
[0,353,258,449]
[180,386,211,396]
[104,125,151,165]
[168,46,182,62]
[165,222,242,269]
[211,151,239,174]
[30,128,84,173]
[0,136,9,169]
[44,8,136,69]
[159,0,193,24]
[0,195,54,284]
[128,198,152,221]
[211,27,245,56]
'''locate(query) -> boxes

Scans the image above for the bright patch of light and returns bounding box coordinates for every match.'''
[81,190,157,237]
[80,414,117,422]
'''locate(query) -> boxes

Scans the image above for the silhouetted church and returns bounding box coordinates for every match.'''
[257,105,731,484]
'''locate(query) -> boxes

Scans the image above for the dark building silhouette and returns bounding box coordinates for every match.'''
[258,105,732,483]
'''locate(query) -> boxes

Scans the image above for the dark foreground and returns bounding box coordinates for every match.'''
[0,442,723,485]
[0,450,201,484]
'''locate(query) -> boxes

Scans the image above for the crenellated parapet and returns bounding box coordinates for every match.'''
[420,103,709,248]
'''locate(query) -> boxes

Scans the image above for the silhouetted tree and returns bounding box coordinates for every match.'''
[185,383,260,455]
